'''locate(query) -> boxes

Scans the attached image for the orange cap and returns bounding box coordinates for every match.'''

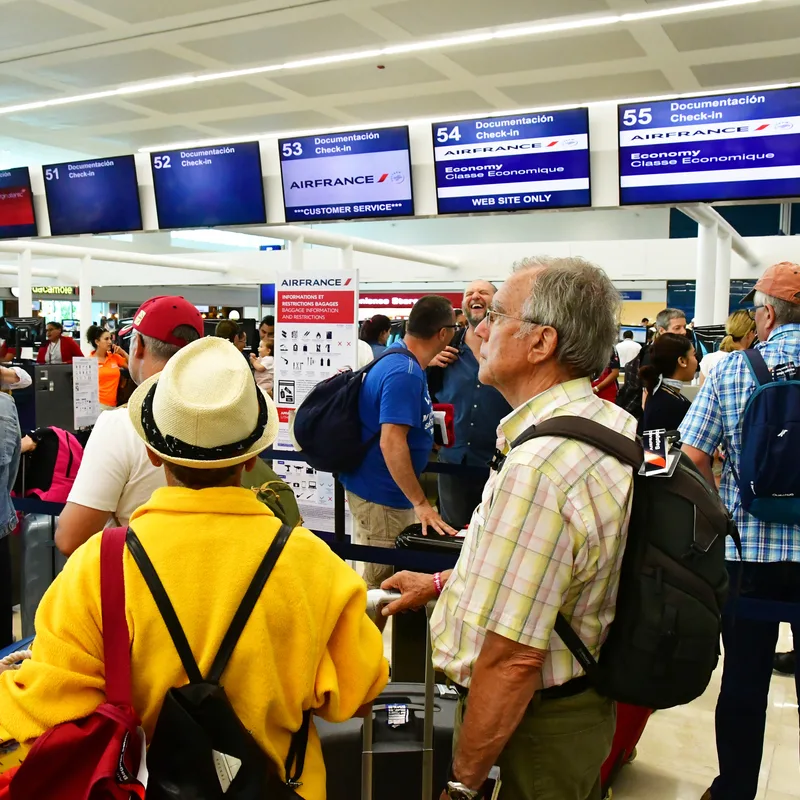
[743,261,800,305]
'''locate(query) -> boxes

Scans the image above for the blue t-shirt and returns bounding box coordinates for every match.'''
[340,342,433,508]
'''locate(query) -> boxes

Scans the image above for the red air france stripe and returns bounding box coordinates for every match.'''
[547,141,558,147]
[755,124,770,131]
[378,173,389,182]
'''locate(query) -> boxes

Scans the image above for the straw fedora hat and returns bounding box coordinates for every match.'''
[128,336,278,469]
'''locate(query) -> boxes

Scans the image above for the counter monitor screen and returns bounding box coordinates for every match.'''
[619,87,800,204]
[0,167,37,239]
[44,155,142,236]
[279,126,413,222]
[151,141,266,229]
[431,108,591,214]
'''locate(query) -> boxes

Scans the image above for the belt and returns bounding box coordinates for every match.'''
[454,675,591,702]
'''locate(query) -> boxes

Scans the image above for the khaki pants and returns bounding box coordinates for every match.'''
[347,491,416,589]
[454,689,615,800]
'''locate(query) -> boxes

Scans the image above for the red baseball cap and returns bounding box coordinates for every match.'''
[119,296,203,348]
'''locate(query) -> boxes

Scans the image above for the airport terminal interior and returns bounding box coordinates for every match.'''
[1,0,800,798]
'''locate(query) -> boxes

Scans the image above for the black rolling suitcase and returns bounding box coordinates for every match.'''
[19,514,66,637]
[396,524,464,553]
[318,592,459,800]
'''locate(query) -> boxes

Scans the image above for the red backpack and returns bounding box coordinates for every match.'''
[2,527,145,799]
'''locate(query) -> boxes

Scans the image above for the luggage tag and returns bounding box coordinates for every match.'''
[387,704,409,728]
[640,429,680,478]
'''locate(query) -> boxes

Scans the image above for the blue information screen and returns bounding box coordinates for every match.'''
[44,155,142,236]
[151,141,266,229]
[619,87,800,204]
[0,167,37,239]
[431,109,591,214]
[279,126,413,221]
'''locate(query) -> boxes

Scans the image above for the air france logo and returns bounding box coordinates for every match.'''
[280,278,352,287]
[775,120,793,131]
[631,123,771,140]
[289,173,401,189]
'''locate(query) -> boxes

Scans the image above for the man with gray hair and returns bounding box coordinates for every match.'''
[55,296,203,555]
[680,261,800,800]
[655,307,688,336]
[382,256,637,800]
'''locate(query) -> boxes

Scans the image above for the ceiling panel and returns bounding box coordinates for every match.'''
[501,70,672,106]
[663,7,800,51]
[9,103,146,129]
[70,0,281,24]
[339,90,489,121]
[692,54,800,88]
[181,15,384,66]
[105,125,212,149]
[2,0,103,47]
[30,50,203,90]
[270,58,446,97]
[209,110,342,137]
[377,0,606,36]
[130,83,279,114]
[448,30,646,76]
[0,76,59,104]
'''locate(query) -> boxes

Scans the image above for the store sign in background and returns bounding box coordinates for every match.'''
[43,156,142,236]
[273,271,358,533]
[359,291,463,311]
[619,87,800,204]
[0,167,37,240]
[151,141,266,229]
[279,126,413,222]
[432,108,591,214]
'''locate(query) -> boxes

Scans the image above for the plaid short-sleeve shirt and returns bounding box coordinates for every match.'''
[679,323,800,563]
[430,378,636,689]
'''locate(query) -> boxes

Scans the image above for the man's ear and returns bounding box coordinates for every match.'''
[526,325,559,366]
[145,447,163,467]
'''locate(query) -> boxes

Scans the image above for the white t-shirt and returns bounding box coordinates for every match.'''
[616,339,642,368]
[700,349,730,379]
[67,407,165,527]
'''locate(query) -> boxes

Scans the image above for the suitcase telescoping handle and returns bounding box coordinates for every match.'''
[363,590,436,800]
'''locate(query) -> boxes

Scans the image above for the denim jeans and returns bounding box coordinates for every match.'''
[710,560,800,800]
[437,469,489,531]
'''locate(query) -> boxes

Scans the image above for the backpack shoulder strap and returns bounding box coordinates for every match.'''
[207,523,293,684]
[101,526,133,707]
[356,346,416,376]
[743,349,772,386]
[511,416,642,470]
[126,527,204,684]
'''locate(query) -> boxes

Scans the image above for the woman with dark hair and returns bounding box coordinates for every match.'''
[359,314,392,359]
[37,321,84,364]
[638,333,697,434]
[87,324,128,410]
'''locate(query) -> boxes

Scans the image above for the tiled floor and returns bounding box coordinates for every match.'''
[612,623,798,800]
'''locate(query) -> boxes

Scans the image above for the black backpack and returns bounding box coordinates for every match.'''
[126,524,311,799]
[291,348,415,473]
[508,417,741,710]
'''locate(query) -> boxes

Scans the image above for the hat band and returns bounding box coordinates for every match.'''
[140,383,268,462]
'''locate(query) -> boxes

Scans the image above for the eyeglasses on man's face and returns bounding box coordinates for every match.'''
[485,308,535,328]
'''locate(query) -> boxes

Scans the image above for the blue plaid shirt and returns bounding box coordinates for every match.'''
[680,323,800,562]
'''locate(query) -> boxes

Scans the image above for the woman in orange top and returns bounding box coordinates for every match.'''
[87,325,128,410]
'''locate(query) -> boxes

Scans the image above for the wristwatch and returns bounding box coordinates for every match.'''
[446,780,480,800]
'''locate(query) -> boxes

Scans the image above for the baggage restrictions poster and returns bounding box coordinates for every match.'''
[274,271,358,533]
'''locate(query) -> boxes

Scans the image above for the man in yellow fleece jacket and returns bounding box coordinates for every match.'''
[0,336,389,799]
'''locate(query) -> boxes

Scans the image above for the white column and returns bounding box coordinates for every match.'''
[694,221,717,326]
[17,250,33,359]
[338,244,354,271]
[79,256,94,356]
[714,231,732,324]
[288,237,304,271]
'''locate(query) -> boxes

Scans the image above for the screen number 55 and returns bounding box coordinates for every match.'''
[622,108,652,127]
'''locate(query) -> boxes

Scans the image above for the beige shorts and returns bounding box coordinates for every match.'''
[347,491,416,589]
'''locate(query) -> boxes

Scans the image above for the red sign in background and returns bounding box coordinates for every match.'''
[0,186,35,226]
[278,290,356,324]
[359,291,463,309]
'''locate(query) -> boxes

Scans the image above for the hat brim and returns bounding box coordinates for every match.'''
[128,373,279,469]
[741,288,757,305]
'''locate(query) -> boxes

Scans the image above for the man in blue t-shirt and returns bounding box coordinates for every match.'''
[340,295,459,588]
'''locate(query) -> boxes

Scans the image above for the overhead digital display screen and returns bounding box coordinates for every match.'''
[431,108,591,214]
[619,87,800,204]
[151,141,266,229]
[279,126,413,222]
[44,155,142,236]
[0,167,37,239]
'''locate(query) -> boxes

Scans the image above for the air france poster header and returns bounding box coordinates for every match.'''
[431,108,591,214]
[279,126,413,222]
[619,87,800,204]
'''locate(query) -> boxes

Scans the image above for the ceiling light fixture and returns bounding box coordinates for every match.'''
[0,0,764,118]
[138,78,798,154]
